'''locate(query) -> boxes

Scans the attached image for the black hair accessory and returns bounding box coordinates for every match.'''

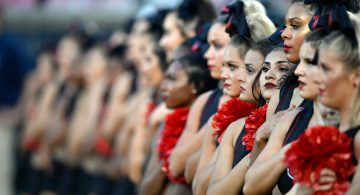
[304,0,357,47]
[222,1,251,38]
[267,26,285,48]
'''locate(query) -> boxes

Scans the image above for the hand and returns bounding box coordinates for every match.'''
[287,183,313,195]
[311,168,337,192]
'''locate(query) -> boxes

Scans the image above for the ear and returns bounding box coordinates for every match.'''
[350,67,360,87]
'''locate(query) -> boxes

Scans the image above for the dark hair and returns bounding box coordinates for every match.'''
[175,0,216,36]
[229,34,252,60]
[291,0,360,14]
[250,41,273,106]
[154,45,168,72]
[145,9,171,41]
[176,53,218,96]
[251,70,266,107]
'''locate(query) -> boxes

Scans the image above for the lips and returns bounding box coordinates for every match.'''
[264,83,276,89]
[284,45,292,53]
[224,83,231,89]
[208,65,215,71]
[240,86,246,93]
[298,80,306,90]
[319,88,325,96]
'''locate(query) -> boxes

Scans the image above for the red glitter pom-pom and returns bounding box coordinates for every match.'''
[212,98,257,143]
[284,125,356,195]
[157,107,190,184]
[242,104,268,151]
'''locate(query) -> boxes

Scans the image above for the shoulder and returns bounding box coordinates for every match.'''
[226,118,246,145]
[353,130,360,161]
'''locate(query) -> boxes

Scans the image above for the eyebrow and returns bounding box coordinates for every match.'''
[245,63,254,67]
[284,17,303,24]
[276,61,291,65]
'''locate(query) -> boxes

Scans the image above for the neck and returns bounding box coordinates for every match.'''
[339,103,351,132]
[313,99,324,125]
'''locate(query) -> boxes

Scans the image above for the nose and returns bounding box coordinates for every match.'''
[237,67,247,83]
[159,35,167,49]
[204,46,214,60]
[220,66,230,80]
[265,68,275,80]
[294,61,305,77]
[281,26,291,41]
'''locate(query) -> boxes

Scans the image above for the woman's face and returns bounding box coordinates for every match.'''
[204,23,230,80]
[37,53,54,83]
[141,43,164,88]
[127,20,149,64]
[238,50,265,103]
[160,12,186,58]
[160,61,195,109]
[318,48,357,110]
[281,3,312,63]
[294,42,319,100]
[83,48,107,83]
[221,44,245,98]
[56,37,80,74]
[260,49,293,101]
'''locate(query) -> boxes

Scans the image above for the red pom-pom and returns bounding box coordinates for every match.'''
[212,98,257,143]
[157,107,190,184]
[284,125,355,195]
[95,136,113,157]
[23,136,40,152]
[242,104,268,151]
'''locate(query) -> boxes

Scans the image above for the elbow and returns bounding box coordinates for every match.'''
[243,173,256,195]
[169,151,184,177]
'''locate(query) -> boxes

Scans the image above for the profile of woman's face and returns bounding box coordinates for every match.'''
[260,49,293,101]
[221,44,245,98]
[294,41,319,100]
[160,61,195,109]
[160,12,186,58]
[83,48,107,83]
[56,37,80,74]
[281,3,312,63]
[141,43,164,88]
[318,48,357,110]
[204,23,230,80]
[238,50,265,103]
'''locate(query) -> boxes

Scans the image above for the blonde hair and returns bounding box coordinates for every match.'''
[243,0,266,15]
[246,13,276,42]
[349,13,360,127]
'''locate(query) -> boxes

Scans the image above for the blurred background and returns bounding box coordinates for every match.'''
[0,0,290,194]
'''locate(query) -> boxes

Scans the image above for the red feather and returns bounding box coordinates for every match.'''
[212,98,257,143]
[157,107,190,184]
[242,104,268,152]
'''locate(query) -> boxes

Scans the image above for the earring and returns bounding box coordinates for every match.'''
[192,89,197,94]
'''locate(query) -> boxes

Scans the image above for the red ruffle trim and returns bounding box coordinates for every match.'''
[212,98,257,143]
[95,136,113,157]
[145,101,157,125]
[157,107,190,184]
[284,125,356,195]
[242,104,268,152]
[23,136,40,152]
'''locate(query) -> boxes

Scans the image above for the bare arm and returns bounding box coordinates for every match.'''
[184,150,201,184]
[139,129,167,195]
[208,119,248,195]
[243,108,301,194]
